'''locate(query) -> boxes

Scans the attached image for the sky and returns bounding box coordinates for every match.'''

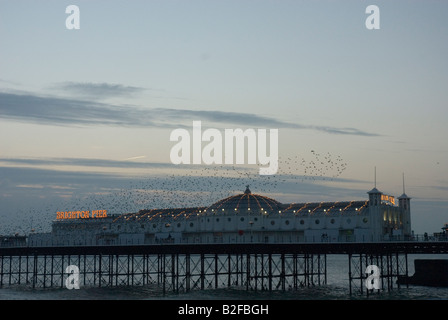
[0,0,447,235]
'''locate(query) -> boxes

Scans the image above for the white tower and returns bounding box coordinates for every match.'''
[398,173,412,238]
[367,167,383,241]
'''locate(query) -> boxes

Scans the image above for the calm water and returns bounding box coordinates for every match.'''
[1,254,447,300]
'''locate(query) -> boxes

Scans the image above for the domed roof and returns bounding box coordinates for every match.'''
[205,186,283,215]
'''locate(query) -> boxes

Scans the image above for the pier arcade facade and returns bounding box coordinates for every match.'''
[29,186,411,246]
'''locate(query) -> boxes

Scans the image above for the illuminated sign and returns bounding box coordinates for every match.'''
[57,210,107,219]
[381,195,395,206]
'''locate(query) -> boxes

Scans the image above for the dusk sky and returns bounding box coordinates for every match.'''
[0,0,447,235]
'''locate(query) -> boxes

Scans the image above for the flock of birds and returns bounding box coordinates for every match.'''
[279,150,348,181]
[1,150,348,236]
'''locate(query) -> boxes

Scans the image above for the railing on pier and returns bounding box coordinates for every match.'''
[5,233,446,248]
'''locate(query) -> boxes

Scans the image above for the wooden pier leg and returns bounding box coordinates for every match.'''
[18,255,22,285]
[268,253,272,292]
[254,254,258,291]
[324,254,327,285]
[171,253,176,293]
[405,253,409,288]
[8,255,12,286]
[215,254,218,289]
[98,254,102,288]
[186,253,190,292]
[348,253,352,295]
[227,253,231,288]
[246,253,250,291]
[32,254,37,289]
[200,253,205,290]
[26,255,29,286]
[0,255,3,287]
[49,255,54,288]
[281,253,285,291]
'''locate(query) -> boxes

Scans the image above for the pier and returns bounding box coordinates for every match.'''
[0,242,447,295]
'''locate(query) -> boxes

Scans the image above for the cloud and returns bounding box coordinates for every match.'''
[50,82,146,100]
[0,90,380,136]
[0,91,146,127]
[151,108,379,136]
[152,107,296,128]
[0,157,182,169]
[0,166,129,187]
